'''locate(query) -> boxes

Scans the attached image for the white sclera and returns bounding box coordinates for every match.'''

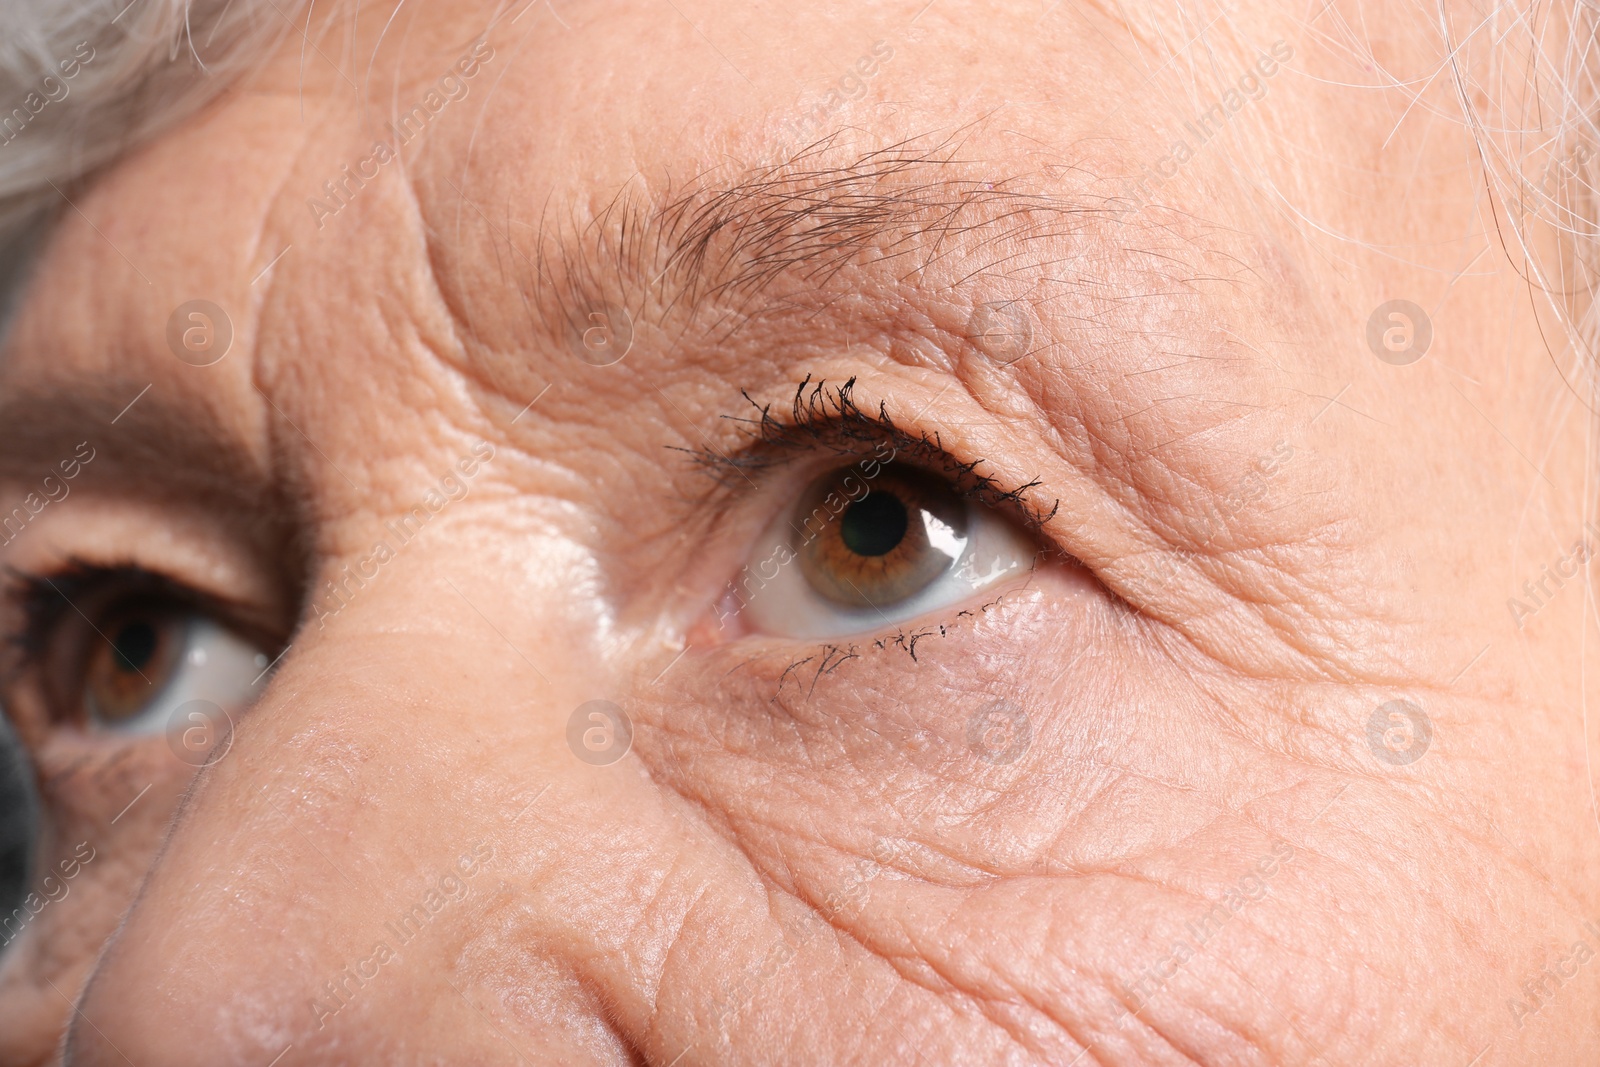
[91,617,269,734]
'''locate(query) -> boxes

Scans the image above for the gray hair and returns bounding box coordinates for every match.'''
[0,0,295,284]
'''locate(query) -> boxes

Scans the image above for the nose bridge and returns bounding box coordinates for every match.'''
[64,573,591,1066]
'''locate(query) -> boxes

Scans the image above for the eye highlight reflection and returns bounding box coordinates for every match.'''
[797,465,969,608]
[734,462,1037,639]
[86,610,268,734]
[6,566,278,737]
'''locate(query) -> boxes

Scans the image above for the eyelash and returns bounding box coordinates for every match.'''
[0,386,1057,703]
[1,562,250,718]
[680,377,1058,678]
[4,562,141,662]
[680,375,1061,530]
[773,583,1028,695]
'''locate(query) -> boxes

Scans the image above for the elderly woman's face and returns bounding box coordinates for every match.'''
[0,0,1596,1063]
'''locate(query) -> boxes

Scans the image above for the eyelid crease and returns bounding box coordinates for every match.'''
[673,375,1063,532]
[0,560,277,677]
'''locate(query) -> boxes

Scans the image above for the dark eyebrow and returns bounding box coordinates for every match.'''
[514,131,1122,348]
[0,383,274,511]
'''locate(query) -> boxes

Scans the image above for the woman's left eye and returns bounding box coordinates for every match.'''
[83,605,270,734]
[733,461,1038,638]
[9,570,278,737]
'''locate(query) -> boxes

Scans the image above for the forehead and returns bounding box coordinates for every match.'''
[0,0,1344,548]
[14,11,1307,321]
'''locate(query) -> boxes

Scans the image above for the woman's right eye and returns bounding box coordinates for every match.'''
[733,460,1039,639]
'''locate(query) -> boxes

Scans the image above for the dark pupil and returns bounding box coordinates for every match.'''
[111,620,158,673]
[840,491,909,557]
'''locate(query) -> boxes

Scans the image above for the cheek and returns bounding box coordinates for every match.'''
[636,566,1124,882]
[0,743,192,1042]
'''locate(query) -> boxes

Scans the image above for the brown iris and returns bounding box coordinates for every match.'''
[84,607,183,725]
[797,464,969,608]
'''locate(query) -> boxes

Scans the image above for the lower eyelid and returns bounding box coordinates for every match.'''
[680,582,1048,718]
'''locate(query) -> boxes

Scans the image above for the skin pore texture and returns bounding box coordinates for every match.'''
[0,0,1597,1063]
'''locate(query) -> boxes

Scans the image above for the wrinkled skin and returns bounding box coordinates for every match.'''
[0,0,1597,1063]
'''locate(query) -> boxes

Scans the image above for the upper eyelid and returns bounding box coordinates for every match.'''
[1,562,275,670]
[675,376,1062,532]
[2,562,123,663]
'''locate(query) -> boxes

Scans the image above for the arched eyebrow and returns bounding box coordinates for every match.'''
[0,385,271,513]
[510,133,1126,349]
